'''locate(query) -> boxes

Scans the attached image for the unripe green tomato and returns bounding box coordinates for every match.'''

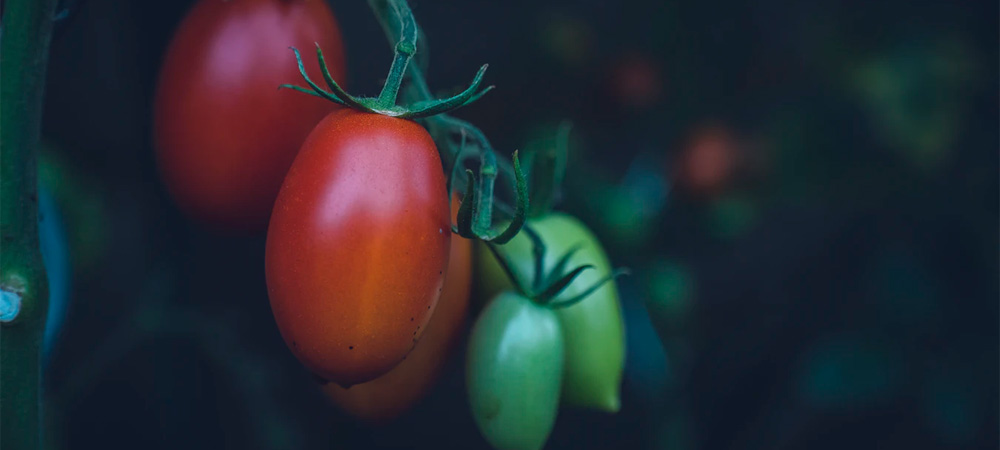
[475,213,625,412]
[467,292,563,450]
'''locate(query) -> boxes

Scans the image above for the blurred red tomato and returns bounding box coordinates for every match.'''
[674,125,739,198]
[608,53,663,109]
[155,0,346,230]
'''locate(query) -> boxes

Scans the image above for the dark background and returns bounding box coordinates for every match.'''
[35,0,997,449]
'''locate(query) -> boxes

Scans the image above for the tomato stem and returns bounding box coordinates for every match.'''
[375,0,417,110]
[284,0,490,118]
[0,0,57,447]
[520,225,548,292]
[447,129,475,199]
[455,170,477,238]
[366,0,528,244]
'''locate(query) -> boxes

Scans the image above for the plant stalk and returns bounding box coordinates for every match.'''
[1,0,57,448]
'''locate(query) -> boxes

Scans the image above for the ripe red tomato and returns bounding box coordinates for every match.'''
[266,110,451,387]
[323,197,472,422]
[155,0,346,230]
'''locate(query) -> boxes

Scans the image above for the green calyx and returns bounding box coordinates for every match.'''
[484,224,628,308]
[453,149,528,245]
[282,45,490,119]
[282,0,491,119]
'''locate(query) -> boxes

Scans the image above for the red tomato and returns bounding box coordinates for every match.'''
[608,53,663,109]
[266,110,450,387]
[675,125,738,197]
[155,0,345,230]
[323,196,472,422]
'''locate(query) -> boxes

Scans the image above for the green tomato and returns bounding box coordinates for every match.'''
[467,292,563,450]
[476,213,625,412]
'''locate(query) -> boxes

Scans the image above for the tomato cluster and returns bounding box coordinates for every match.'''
[470,214,625,449]
[154,0,625,442]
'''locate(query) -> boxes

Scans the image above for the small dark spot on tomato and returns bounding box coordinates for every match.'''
[349,346,354,350]
[410,317,414,321]
[480,394,502,420]
[292,341,297,347]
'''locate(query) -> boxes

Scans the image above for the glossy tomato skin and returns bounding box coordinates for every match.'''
[155,0,345,230]
[476,213,625,412]
[467,292,563,450]
[266,110,450,387]
[323,197,472,422]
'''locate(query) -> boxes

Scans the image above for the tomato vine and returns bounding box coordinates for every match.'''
[282,0,529,245]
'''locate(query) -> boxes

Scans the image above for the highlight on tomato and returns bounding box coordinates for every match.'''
[154,0,346,230]
[322,197,472,421]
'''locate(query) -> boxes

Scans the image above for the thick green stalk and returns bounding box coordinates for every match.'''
[1,0,57,448]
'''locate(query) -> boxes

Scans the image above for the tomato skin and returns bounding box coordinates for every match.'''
[476,213,625,412]
[323,197,472,422]
[155,0,345,230]
[467,292,563,450]
[266,110,450,387]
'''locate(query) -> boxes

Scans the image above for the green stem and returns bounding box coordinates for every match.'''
[376,43,415,109]
[374,0,418,110]
[367,0,526,244]
[432,116,500,234]
[1,0,57,448]
[474,150,497,235]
